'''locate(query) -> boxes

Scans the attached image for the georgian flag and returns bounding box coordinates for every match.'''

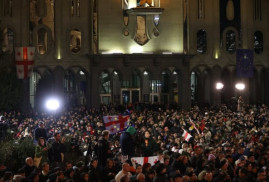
[103,115,129,134]
[131,156,162,166]
[182,129,192,142]
[15,47,35,79]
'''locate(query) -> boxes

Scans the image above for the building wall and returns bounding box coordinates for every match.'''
[0,0,268,111]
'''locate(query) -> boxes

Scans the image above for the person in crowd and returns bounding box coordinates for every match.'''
[103,158,117,182]
[1,171,13,182]
[153,163,168,182]
[34,121,48,144]
[88,158,102,182]
[50,133,66,165]
[96,130,112,169]
[120,126,136,159]
[115,163,132,182]
[141,130,159,157]
[34,137,49,167]
[0,116,8,141]
[19,157,36,178]
[39,162,50,182]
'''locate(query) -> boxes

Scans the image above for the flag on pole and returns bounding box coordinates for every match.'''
[236,49,254,78]
[131,156,161,166]
[15,47,35,79]
[182,129,192,142]
[189,118,200,135]
[103,115,129,134]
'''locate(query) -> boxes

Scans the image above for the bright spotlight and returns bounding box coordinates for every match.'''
[216,82,224,90]
[46,98,60,111]
[235,83,245,90]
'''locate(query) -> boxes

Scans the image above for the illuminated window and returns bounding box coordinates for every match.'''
[197,29,207,54]
[198,0,205,19]
[226,30,236,54]
[254,31,263,54]
[71,0,80,17]
[70,29,81,54]
[100,71,111,94]
[1,27,14,53]
[37,28,48,55]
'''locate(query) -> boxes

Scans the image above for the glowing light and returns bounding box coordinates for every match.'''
[143,71,148,75]
[216,82,224,90]
[45,98,60,111]
[130,46,143,53]
[235,83,245,90]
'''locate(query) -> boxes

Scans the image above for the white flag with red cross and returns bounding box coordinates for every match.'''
[103,115,129,134]
[182,129,192,142]
[15,47,35,79]
[131,156,162,166]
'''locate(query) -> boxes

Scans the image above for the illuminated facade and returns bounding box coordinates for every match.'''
[0,0,268,111]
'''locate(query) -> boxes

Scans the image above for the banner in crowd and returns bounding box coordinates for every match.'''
[131,156,162,166]
[15,47,35,79]
[103,115,129,134]
[236,49,254,78]
[182,129,192,142]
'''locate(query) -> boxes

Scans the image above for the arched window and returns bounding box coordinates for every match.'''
[70,29,81,53]
[161,71,170,93]
[197,29,207,54]
[37,28,48,55]
[30,72,41,109]
[226,30,236,53]
[191,72,197,102]
[1,27,14,53]
[132,70,141,88]
[71,0,80,17]
[100,71,111,94]
[254,31,263,54]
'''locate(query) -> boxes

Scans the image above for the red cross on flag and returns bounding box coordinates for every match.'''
[182,129,192,142]
[131,156,162,166]
[15,47,35,79]
[103,115,129,134]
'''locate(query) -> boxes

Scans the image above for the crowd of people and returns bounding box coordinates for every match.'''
[0,102,269,182]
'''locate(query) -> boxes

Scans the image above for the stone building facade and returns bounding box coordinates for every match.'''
[0,0,268,111]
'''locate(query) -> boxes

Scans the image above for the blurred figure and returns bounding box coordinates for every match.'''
[115,163,132,182]
[120,126,136,159]
[34,121,48,143]
[20,157,36,178]
[97,130,112,169]
[34,137,49,167]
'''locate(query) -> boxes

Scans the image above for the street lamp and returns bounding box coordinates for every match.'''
[216,82,224,90]
[45,97,60,111]
[235,83,245,91]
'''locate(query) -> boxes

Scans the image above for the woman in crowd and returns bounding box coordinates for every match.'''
[34,137,49,167]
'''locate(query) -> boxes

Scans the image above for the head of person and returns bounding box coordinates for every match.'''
[102,130,110,140]
[42,162,50,173]
[25,157,33,167]
[144,130,151,139]
[136,173,145,182]
[54,132,61,142]
[38,137,45,146]
[39,121,45,128]
[122,163,130,173]
[80,172,89,182]
[174,174,183,182]
[91,158,98,168]
[120,174,130,182]
[126,126,136,135]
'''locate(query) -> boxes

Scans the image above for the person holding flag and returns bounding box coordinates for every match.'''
[120,126,136,159]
